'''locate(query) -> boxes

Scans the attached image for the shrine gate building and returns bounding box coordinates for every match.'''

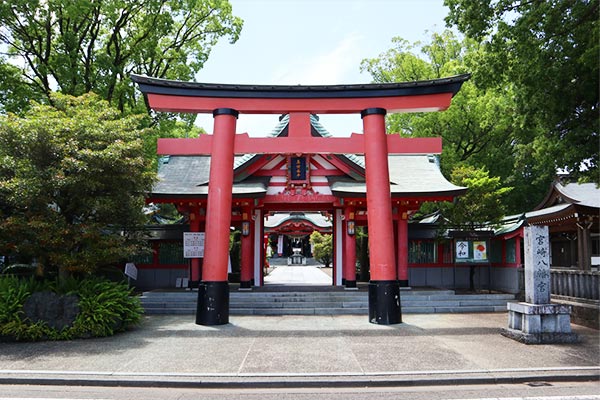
[132,74,470,326]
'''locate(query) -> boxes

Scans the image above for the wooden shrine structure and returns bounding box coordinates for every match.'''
[132,73,470,326]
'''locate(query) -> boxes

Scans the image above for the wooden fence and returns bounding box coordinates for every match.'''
[551,269,599,300]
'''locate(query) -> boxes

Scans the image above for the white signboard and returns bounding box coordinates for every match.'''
[124,263,138,280]
[455,241,469,259]
[184,232,205,258]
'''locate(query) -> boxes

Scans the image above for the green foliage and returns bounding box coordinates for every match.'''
[360,30,557,213]
[0,0,243,117]
[439,165,513,230]
[355,226,369,281]
[0,60,39,115]
[444,0,598,182]
[0,276,142,341]
[0,93,155,277]
[229,230,241,274]
[144,121,206,170]
[70,278,143,338]
[310,232,332,268]
[0,276,33,325]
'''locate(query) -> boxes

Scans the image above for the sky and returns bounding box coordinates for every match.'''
[194,0,451,137]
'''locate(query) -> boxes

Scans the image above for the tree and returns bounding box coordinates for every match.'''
[442,165,512,230]
[0,93,155,278]
[444,0,599,182]
[310,231,332,268]
[361,31,536,212]
[0,0,243,118]
[0,60,38,115]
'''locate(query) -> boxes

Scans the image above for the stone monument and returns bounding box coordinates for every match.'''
[502,225,578,344]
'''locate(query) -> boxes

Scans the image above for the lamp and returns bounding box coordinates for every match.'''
[242,221,250,236]
[347,220,355,235]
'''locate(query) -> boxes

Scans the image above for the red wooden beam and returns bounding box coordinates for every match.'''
[145,92,453,114]
[157,135,442,155]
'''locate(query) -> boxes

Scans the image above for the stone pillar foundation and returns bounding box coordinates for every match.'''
[501,302,579,344]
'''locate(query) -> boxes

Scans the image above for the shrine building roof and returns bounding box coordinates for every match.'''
[328,155,465,197]
[264,212,332,230]
[525,181,599,225]
[534,181,600,210]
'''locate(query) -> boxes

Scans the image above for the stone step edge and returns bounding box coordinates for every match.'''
[143,306,508,314]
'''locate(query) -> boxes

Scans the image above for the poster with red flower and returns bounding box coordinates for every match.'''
[473,241,487,260]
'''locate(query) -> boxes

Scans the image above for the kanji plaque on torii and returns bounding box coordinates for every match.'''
[132,74,470,326]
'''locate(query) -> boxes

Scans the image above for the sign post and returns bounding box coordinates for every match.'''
[124,263,138,287]
[184,232,205,258]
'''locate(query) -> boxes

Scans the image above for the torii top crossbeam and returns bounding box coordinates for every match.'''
[131,74,470,155]
[132,74,469,114]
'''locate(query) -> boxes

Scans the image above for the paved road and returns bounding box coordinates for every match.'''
[1,381,600,400]
[264,265,331,285]
[0,313,597,388]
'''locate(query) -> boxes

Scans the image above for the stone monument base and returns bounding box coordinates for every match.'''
[501,302,579,344]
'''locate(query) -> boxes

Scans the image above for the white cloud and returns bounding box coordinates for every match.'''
[272,33,366,85]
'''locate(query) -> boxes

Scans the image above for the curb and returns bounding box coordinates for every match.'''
[1,367,598,389]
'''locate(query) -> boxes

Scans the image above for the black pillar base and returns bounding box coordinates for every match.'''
[368,280,402,325]
[196,281,229,326]
[240,280,252,289]
[188,280,200,289]
[345,280,357,288]
[399,279,409,288]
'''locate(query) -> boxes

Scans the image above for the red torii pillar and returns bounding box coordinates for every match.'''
[196,108,238,325]
[362,108,401,323]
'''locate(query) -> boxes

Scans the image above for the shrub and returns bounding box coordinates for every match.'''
[0,276,142,341]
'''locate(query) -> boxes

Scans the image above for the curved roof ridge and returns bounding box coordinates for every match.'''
[131,74,471,97]
[557,181,600,208]
[264,212,332,229]
[534,180,600,210]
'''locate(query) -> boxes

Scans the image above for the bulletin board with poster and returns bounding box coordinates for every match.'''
[449,230,494,291]
[454,240,489,264]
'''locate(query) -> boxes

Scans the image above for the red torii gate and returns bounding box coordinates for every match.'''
[132,74,470,326]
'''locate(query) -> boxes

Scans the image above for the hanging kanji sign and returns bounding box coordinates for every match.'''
[289,156,307,181]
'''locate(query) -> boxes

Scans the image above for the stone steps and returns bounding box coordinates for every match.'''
[140,289,516,315]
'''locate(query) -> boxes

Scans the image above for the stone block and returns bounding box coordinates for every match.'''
[507,302,571,315]
[523,314,541,333]
[508,310,522,330]
[557,314,573,333]
[541,314,557,332]
[501,328,579,344]
[503,301,577,343]
[23,291,80,330]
